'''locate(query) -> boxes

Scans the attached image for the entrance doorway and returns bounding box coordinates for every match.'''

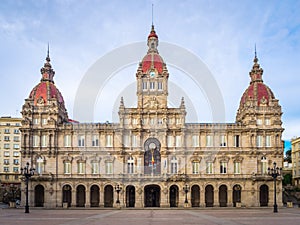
[34,185,44,207]
[169,185,179,207]
[76,185,86,207]
[62,185,72,207]
[144,185,160,207]
[205,185,214,207]
[233,184,241,207]
[104,185,114,207]
[90,185,99,207]
[126,185,135,207]
[191,185,200,207]
[260,184,269,207]
[219,185,227,207]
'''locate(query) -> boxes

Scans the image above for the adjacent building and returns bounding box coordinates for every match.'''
[20,25,284,208]
[291,137,300,186]
[0,116,22,186]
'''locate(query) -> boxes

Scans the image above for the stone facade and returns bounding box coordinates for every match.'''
[20,26,284,208]
[291,137,300,186]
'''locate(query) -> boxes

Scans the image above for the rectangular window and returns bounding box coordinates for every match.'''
[192,135,199,147]
[257,119,262,125]
[4,143,10,149]
[4,167,9,172]
[234,135,240,147]
[234,162,241,174]
[13,152,19,157]
[265,119,271,125]
[4,151,10,156]
[176,118,181,125]
[4,129,10,133]
[41,135,47,147]
[106,135,112,147]
[220,135,226,147]
[206,135,213,147]
[37,158,43,174]
[91,161,99,174]
[123,135,130,147]
[158,82,163,90]
[42,118,47,125]
[4,159,9,165]
[132,135,138,147]
[192,161,200,174]
[4,136,10,141]
[92,135,99,147]
[33,118,39,125]
[128,162,134,174]
[33,135,39,147]
[13,159,19,165]
[77,162,85,174]
[175,136,181,147]
[13,144,20,149]
[132,118,138,125]
[78,135,85,147]
[220,162,227,174]
[206,162,213,174]
[150,82,155,90]
[64,162,71,174]
[167,136,174,147]
[106,162,113,174]
[265,135,271,147]
[142,81,147,90]
[256,135,263,147]
[64,135,71,147]
[13,167,19,172]
[13,136,20,142]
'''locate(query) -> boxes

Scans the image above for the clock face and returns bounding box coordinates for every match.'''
[150,71,155,77]
[144,138,161,152]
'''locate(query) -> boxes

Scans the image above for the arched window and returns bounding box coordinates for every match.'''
[170,156,178,174]
[36,157,44,175]
[261,156,267,174]
[127,156,134,174]
[192,161,200,174]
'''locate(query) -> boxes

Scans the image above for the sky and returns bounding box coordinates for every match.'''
[0,0,299,141]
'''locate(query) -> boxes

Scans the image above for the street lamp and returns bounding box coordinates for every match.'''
[115,184,122,204]
[183,184,189,204]
[268,162,282,213]
[20,162,35,213]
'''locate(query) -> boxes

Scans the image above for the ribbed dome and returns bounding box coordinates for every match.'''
[29,81,65,106]
[238,55,275,107]
[28,51,65,107]
[141,53,164,74]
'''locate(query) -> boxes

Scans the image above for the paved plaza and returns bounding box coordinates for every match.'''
[0,207,299,225]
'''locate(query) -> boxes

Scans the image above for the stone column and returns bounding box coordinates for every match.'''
[200,187,205,207]
[227,188,233,207]
[160,187,169,208]
[71,189,76,207]
[214,189,219,207]
[85,188,90,208]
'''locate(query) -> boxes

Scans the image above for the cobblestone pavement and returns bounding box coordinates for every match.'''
[0,208,299,225]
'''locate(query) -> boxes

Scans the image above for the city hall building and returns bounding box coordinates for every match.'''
[20,26,284,208]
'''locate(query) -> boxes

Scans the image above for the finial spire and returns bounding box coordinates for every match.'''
[254,43,257,58]
[152,4,154,26]
[46,43,50,62]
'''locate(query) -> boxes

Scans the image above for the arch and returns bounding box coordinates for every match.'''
[104,185,114,207]
[144,184,160,207]
[233,184,242,207]
[126,185,135,207]
[90,185,100,207]
[219,185,227,207]
[144,138,161,175]
[76,185,86,207]
[191,185,200,207]
[260,184,269,207]
[169,185,179,207]
[62,184,72,207]
[34,184,44,207]
[205,185,214,207]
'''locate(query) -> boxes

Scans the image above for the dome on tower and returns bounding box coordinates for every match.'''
[28,50,65,107]
[238,55,275,108]
[140,25,166,75]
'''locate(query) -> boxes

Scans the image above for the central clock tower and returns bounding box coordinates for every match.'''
[136,25,169,110]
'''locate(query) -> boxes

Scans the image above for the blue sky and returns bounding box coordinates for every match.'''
[0,0,299,141]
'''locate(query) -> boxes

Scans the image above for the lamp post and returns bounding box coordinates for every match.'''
[115,184,122,204]
[20,162,35,213]
[183,184,189,204]
[268,162,282,213]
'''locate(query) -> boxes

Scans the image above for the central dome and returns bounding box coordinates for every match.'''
[141,53,164,74]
